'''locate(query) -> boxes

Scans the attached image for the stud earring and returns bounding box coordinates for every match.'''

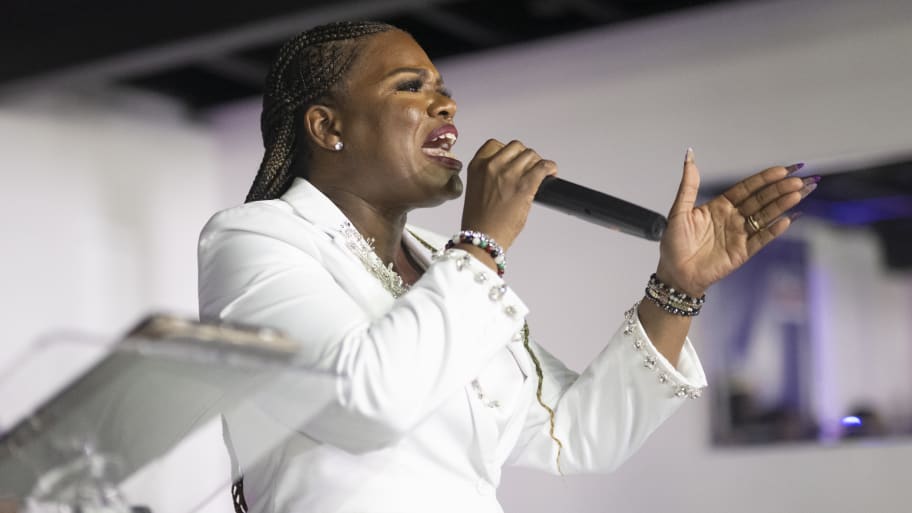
[333,141,344,151]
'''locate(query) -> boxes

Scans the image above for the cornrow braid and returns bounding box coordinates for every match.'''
[245,20,395,203]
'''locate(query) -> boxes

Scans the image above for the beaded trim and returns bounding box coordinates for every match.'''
[339,221,409,298]
[624,302,704,399]
[433,248,524,409]
[432,249,520,319]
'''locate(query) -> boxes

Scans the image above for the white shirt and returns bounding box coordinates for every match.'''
[198,178,707,513]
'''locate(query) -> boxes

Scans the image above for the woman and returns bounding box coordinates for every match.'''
[198,21,816,513]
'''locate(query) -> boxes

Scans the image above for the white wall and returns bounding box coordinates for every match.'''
[0,90,232,510]
[3,0,912,511]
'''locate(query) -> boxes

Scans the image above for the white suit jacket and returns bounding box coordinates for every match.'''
[198,178,707,513]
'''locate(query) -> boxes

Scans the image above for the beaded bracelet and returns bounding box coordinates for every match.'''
[445,230,506,277]
[644,273,706,316]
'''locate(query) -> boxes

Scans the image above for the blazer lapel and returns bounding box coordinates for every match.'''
[277,189,510,477]
[280,178,394,315]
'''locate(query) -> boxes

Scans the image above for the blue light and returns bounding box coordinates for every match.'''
[841,416,862,426]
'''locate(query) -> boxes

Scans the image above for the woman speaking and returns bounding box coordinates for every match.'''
[198,20,817,513]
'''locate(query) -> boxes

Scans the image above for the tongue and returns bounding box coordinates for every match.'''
[423,146,456,159]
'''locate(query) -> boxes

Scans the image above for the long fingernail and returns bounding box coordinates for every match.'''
[788,211,804,222]
[800,182,818,197]
[802,175,822,185]
[786,162,805,174]
[685,147,694,164]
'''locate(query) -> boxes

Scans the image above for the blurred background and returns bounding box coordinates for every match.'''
[2,0,911,511]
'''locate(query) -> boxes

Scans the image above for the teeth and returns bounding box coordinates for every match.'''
[431,132,457,145]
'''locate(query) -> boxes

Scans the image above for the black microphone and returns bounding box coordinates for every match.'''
[534,177,667,241]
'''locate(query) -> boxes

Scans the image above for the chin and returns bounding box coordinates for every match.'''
[444,174,464,198]
[415,176,463,208]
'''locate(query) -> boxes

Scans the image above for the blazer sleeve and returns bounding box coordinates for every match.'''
[198,206,529,453]
[506,306,707,474]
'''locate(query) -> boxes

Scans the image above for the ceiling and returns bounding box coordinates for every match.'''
[3,0,910,267]
[3,0,739,108]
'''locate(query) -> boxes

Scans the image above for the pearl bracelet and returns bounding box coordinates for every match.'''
[445,230,506,277]
[644,273,706,316]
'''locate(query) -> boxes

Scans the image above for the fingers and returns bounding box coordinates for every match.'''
[741,176,820,229]
[472,138,506,161]
[523,158,558,193]
[489,141,539,173]
[722,163,804,206]
[462,139,558,250]
[475,139,555,182]
[737,175,804,216]
[746,213,796,256]
[669,147,701,217]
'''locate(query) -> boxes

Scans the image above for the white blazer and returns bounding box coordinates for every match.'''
[198,178,707,513]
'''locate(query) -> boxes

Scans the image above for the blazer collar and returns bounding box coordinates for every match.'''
[280,177,442,268]
[280,178,351,237]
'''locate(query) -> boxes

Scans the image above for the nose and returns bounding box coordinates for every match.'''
[429,93,456,120]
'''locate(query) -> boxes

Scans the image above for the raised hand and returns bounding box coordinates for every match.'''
[655,148,819,296]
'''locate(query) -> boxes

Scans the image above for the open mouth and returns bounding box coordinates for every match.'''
[422,125,462,171]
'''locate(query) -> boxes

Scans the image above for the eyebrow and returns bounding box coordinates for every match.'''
[384,67,445,86]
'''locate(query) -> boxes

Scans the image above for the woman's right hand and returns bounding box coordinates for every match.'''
[460,139,558,252]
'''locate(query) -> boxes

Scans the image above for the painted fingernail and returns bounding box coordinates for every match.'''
[786,163,805,174]
[802,175,822,185]
[800,182,818,197]
[685,147,694,164]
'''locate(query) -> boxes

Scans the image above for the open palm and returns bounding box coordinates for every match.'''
[655,149,816,296]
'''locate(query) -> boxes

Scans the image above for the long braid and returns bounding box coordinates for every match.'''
[245,21,394,203]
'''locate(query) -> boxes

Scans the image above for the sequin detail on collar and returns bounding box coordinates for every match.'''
[339,221,409,298]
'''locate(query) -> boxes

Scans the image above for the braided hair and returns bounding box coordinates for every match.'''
[245,20,395,203]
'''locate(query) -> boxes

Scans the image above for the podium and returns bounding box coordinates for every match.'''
[0,315,334,512]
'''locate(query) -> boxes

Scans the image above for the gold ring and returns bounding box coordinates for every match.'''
[747,214,763,233]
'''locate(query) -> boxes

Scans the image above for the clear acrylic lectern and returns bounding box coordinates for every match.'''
[0,315,334,513]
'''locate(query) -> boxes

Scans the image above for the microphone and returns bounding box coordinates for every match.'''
[534,177,667,241]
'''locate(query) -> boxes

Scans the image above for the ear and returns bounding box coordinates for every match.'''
[302,104,343,151]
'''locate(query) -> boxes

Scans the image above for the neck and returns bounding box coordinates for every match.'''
[317,185,409,266]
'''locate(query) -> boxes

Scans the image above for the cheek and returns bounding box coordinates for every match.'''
[377,101,424,147]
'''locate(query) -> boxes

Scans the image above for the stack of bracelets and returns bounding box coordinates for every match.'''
[445,230,506,277]
[644,273,706,316]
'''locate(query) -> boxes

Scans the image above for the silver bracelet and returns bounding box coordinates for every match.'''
[644,273,706,316]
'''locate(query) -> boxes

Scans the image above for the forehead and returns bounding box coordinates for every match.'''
[348,29,439,84]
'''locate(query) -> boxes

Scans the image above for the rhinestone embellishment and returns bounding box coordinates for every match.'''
[489,285,507,301]
[624,301,705,400]
[472,379,501,408]
[340,222,409,298]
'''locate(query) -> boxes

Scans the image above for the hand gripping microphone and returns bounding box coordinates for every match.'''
[534,176,667,241]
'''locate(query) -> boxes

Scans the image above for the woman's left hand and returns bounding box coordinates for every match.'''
[655,148,819,296]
